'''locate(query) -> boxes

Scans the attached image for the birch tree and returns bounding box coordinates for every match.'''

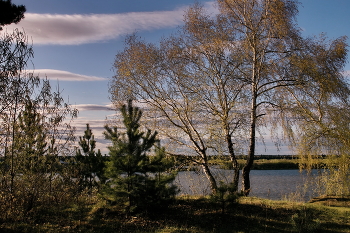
[212,0,304,195]
[111,0,349,196]
[111,3,250,193]
[214,0,349,195]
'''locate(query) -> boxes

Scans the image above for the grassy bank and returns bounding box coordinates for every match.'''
[1,196,349,232]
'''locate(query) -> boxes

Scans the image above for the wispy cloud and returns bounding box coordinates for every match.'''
[75,104,114,111]
[28,69,106,81]
[4,2,217,45]
[5,10,185,45]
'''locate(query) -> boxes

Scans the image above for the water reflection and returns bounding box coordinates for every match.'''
[174,169,317,201]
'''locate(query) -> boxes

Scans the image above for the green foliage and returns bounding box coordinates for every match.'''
[296,104,350,197]
[13,99,48,173]
[0,29,78,221]
[317,154,350,197]
[76,124,105,192]
[102,100,178,214]
[210,181,240,213]
[0,94,80,220]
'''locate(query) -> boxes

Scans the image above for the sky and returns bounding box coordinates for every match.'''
[4,0,350,155]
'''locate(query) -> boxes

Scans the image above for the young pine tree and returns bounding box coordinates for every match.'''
[9,98,52,214]
[103,100,177,214]
[76,124,105,192]
[14,99,48,174]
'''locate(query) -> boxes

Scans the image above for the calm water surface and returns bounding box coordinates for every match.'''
[174,169,317,201]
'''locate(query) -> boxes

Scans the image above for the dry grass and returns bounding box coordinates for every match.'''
[1,195,349,232]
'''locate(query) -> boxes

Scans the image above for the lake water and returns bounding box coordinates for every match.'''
[174,169,317,201]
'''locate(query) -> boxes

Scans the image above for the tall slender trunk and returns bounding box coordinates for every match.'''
[242,85,257,196]
[200,151,217,194]
[10,85,19,194]
[225,128,239,192]
[201,163,217,194]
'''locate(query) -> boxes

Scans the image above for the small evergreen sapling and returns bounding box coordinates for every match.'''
[76,124,105,192]
[103,100,177,214]
[15,99,48,174]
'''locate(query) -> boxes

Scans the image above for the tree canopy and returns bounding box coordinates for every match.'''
[110,0,349,195]
[0,0,26,30]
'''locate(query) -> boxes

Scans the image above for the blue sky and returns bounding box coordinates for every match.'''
[6,0,350,155]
